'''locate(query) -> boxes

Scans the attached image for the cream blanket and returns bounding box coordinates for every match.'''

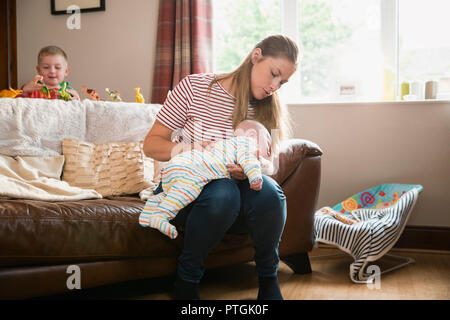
[0,98,162,200]
[0,155,101,201]
[0,98,161,156]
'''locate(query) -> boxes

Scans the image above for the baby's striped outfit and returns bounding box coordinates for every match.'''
[139,136,262,239]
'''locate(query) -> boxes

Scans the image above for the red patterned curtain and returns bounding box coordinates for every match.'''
[151,0,213,104]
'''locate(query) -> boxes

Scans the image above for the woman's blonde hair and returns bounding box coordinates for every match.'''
[210,35,298,154]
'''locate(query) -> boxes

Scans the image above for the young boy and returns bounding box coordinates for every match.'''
[19,46,80,100]
[139,119,274,239]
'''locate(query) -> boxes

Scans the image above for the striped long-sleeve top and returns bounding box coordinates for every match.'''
[161,135,262,194]
[156,73,255,144]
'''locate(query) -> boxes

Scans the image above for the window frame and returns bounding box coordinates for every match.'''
[280,0,400,102]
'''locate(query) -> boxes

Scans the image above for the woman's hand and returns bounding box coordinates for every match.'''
[226,163,246,180]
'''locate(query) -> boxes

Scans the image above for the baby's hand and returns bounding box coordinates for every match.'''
[250,178,263,191]
[22,75,44,94]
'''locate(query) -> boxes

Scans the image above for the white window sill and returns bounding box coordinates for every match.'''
[287,99,450,107]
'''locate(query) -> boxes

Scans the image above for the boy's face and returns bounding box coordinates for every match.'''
[36,54,70,87]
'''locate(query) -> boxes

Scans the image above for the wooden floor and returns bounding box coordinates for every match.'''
[50,247,450,300]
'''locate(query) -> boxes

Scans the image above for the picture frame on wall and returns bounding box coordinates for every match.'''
[51,0,105,15]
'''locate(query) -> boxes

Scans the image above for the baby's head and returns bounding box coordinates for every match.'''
[36,46,70,88]
[235,120,272,160]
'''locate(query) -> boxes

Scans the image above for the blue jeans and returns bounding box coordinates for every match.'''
[155,176,287,283]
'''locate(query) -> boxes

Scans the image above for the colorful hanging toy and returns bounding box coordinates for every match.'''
[105,88,121,102]
[0,88,23,98]
[82,86,101,101]
[134,87,145,103]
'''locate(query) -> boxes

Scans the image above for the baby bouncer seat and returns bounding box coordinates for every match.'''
[313,183,423,283]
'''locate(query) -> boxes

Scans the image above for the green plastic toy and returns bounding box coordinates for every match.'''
[37,80,51,98]
[58,81,73,101]
[40,86,51,98]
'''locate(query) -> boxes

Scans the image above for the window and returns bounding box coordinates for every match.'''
[213,0,450,102]
[399,0,450,99]
[213,0,281,73]
[298,0,382,101]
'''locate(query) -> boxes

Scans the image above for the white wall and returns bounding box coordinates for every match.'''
[289,100,450,227]
[17,0,159,102]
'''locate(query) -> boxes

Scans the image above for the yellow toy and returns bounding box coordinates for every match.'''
[105,88,121,102]
[134,87,145,103]
[0,88,23,98]
[58,81,72,101]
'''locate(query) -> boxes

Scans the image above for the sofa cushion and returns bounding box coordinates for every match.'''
[0,196,256,268]
[0,197,179,267]
[62,139,156,196]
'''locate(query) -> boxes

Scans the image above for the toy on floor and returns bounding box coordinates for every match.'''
[134,87,145,103]
[82,86,101,101]
[0,88,23,98]
[58,81,72,101]
[105,88,121,102]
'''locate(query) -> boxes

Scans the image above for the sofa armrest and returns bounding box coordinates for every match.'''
[270,138,322,185]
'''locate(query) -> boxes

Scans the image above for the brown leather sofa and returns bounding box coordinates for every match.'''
[0,139,321,299]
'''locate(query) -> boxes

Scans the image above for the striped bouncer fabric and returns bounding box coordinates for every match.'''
[314,184,423,283]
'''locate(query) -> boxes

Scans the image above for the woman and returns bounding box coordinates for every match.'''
[144,35,298,300]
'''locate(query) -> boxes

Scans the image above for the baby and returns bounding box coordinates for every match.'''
[139,119,273,239]
[19,46,80,100]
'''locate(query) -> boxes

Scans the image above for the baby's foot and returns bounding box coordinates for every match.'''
[150,215,178,239]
